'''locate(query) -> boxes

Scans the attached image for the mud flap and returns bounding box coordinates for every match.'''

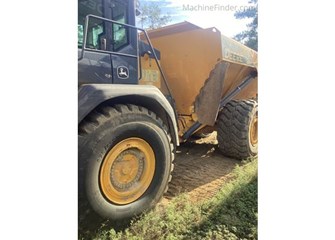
[194,62,229,126]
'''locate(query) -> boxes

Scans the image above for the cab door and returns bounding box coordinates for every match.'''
[78,0,138,85]
[78,0,112,85]
[107,0,138,84]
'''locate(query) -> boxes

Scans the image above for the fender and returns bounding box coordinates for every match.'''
[78,84,179,146]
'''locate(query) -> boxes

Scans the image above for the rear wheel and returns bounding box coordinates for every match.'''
[217,99,258,160]
[79,104,174,220]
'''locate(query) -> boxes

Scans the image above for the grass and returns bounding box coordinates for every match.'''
[84,158,257,240]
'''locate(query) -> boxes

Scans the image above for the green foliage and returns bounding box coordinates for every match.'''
[91,159,258,240]
[138,1,171,29]
[234,0,258,51]
[196,170,258,239]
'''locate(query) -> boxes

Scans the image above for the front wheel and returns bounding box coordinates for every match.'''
[79,105,174,220]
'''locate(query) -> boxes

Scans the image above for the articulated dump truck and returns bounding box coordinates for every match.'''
[78,0,257,221]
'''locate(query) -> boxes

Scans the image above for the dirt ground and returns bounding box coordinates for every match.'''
[79,132,240,238]
[161,131,240,204]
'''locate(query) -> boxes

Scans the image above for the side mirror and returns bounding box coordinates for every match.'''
[135,0,141,16]
[136,9,141,16]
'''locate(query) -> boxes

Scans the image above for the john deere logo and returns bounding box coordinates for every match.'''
[117,66,129,79]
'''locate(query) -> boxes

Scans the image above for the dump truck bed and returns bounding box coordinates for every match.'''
[140,22,258,136]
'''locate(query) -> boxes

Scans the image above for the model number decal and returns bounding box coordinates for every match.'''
[224,49,247,64]
[142,70,159,83]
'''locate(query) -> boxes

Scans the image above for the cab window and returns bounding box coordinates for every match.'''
[78,0,104,49]
[78,0,129,51]
[111,1,129,51]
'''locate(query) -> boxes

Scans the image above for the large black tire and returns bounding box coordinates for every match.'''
[78,104,174,220]
[217,99,258,160]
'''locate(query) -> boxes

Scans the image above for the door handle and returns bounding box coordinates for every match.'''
[100,37,107,51]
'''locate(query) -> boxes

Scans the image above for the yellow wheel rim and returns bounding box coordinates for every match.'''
[249,116,258,146]
[100,138,155,205]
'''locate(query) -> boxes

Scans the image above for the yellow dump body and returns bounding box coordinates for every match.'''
[140,22,258,137]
